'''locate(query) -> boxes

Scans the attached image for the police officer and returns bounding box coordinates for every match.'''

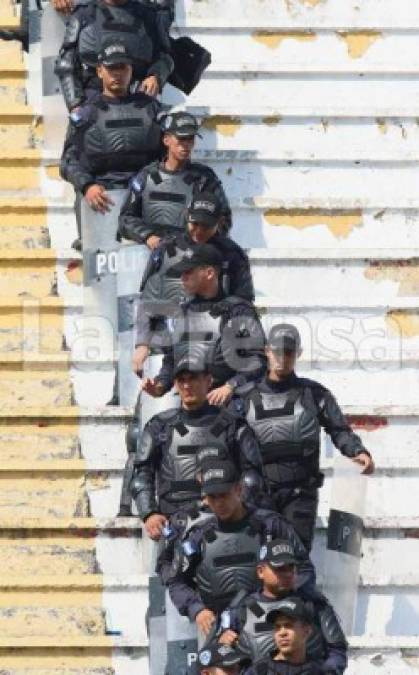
[132,192,254,376]
[166,459,315,639]
[231,323,375,550]
[198,642,247,675]
[126,358,264,525]
[140,243,266,408]
[118,111,232,246]
[55,0,173,111]
[60,38,161,245]
[219,540,347,673]
[244,599,324,675]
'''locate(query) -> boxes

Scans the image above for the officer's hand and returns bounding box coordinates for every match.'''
[132,345,150,376]
[51,0,73,14]
[196,608,216,636]
[352,452,375,475]
[141,377,165,398]
[207,384,233,407]
[144,513,167,540]
[85,185,115,214]
[140,76,160,98]
[146,235,162,250]
[218,630,239,646]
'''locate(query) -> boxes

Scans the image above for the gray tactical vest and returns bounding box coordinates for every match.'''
[158,412,233,506]
[141,167,197,235]
[171,304,223,367]
[81,98,161,174]
[78,2,153,69]
[244,387,321,486]
[195,524,260,613]
[238,597,325,663]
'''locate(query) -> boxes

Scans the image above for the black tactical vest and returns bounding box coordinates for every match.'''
[78,1,153,71]
[238,597,325,664]
[158,411,234,508]
[244,387,321,487]
[80,98,161,174]
[195,523,260,613]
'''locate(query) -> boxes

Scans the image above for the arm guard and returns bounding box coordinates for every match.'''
[129,418,162,519]
[234,421,266,507]
[59,117,95,192]
[318,601,348,674]
[54,14,84,111]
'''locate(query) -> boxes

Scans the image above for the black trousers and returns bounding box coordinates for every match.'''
[271,485,319,552]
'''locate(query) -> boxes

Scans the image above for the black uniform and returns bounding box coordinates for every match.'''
[118,160,232,242]
[245,660,324,675]
[223,589,347,673]
[55,0,173,111]
[60,92,161,193]
[135,232,254,350]
[129,402,264,519]
[154,291,266,395]
[231,373,369,550]
[166,508,315,619]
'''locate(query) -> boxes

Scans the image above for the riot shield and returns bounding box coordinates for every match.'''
[323,454,367,635]
[117,243,149,407]
[41,4,66,154]
[165,589,198,675]
[147,539,167,675]
[81,190,127,398]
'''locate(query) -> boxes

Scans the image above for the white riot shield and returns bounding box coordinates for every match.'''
[81,190,126,396]
[323,454,367,635]
[117,243,149,406]
[41,4,66,154]
[165,589,198,675]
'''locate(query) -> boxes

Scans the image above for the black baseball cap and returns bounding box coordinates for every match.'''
[188,192,222,228]
[259,540,298,568]
[161,111,201,138]
[173,346,210,378]
[200,460,240,496]
[199,642,244,669]
[97,39,133,66]
[268,323,301,352]
[166,243,223,278]
[266,597,313,625]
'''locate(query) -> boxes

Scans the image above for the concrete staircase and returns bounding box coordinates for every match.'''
[0,0,418,673]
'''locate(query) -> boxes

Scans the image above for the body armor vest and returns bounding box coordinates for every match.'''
[238,597,325,663]
[141,166,197,235]
[81,98,161,174]
[158,412,233,508]
[171,304,223,372]
[244,387,321,488]
[154,239,187,306]
[196,524,260,613]
[78,2,153,72]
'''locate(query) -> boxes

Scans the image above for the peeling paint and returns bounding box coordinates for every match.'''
[262,115,282,126]
[386,310,419,337]
[348,415,388,432]
[87,473,110,491]
[376,118,387,135]
[365,260,419,296]
[337,31,382,59]
[264,209,363,239]
[201,115,242,137]
[65,260,83,286]
[252,31,316,50]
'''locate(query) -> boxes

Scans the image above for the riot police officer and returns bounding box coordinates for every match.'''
[54,0,174,111]
[166,459,315,639]
[219,540,347,673]
[126,358,264,526]
[140,243,266,407]
[132,192,254,376]
[231,323,375,550]
[60,39,161,245]
[118,111,232,245]
[244,599,324,675]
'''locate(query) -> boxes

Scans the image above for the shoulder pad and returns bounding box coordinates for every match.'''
[69,104,92,127]
[131,169,148,194]
[156,407,181,424]
[182,511,215,540]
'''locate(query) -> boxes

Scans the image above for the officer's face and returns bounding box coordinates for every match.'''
[188,221,218,244]
[164,133,195,161]
[257,563,297,595]
[266,346,299,379]
[204,484,243,521]
[175,371,212,407]
[181,265,217,295]
[273,616,311,658]
[201,667,240,675]
[97,63,132,96]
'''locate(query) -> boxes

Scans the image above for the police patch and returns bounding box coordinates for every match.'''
[259,545,268,561]
[199,650,211,666]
